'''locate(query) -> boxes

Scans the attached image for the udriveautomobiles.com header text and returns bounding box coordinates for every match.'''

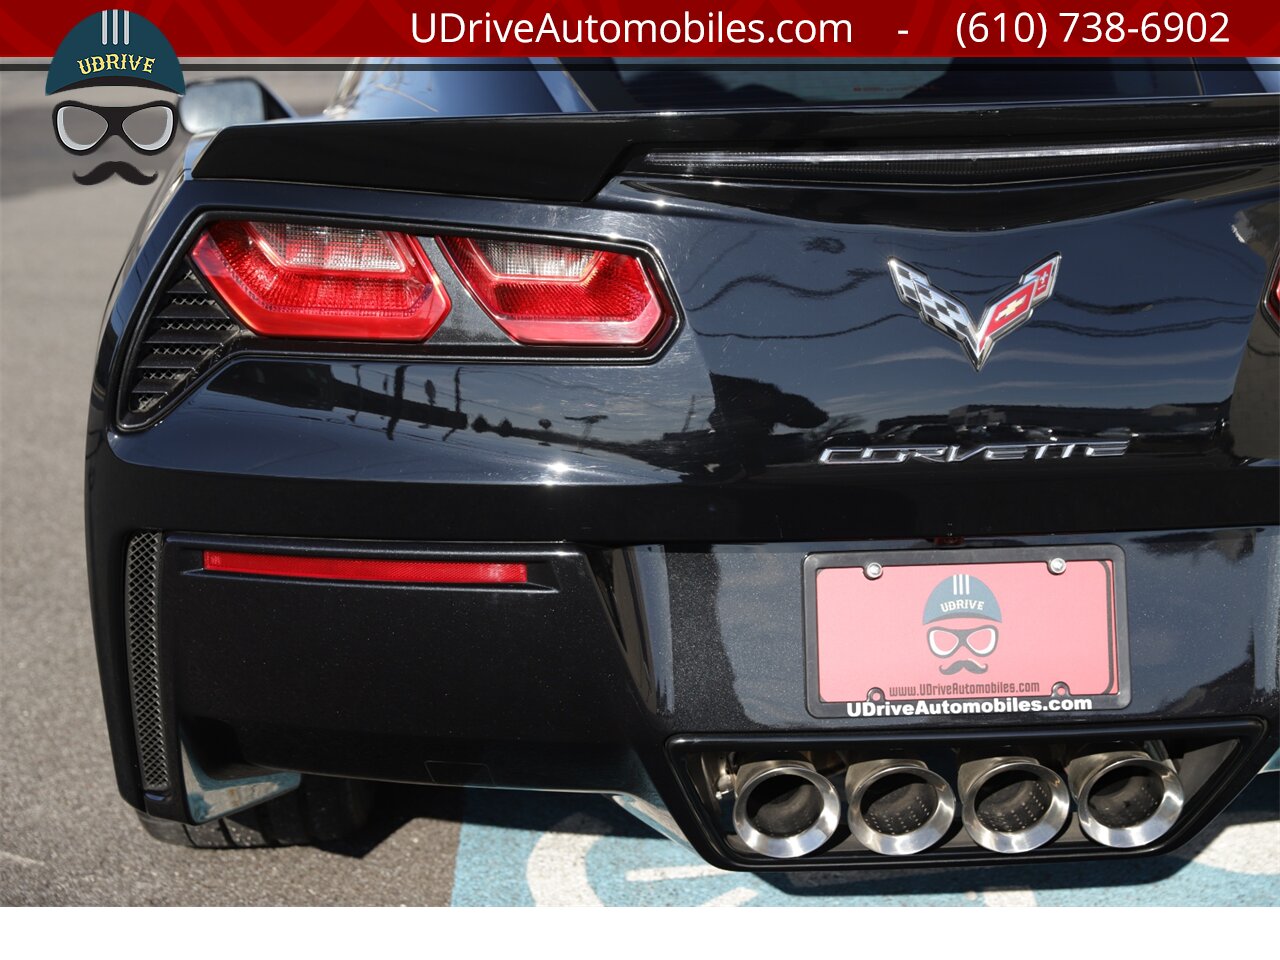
[412,11,855,47]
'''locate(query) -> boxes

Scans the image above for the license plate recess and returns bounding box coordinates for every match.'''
[803,546,1128,719]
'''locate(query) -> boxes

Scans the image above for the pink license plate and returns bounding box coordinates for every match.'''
[803,547,1128,719]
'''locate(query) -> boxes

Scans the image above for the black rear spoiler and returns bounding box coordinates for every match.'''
[192,95,1280,203]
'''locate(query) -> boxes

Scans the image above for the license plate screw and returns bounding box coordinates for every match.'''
[864,562,883,580]
[1048,557,1067,575]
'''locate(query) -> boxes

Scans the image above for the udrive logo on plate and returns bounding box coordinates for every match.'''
[923,574,1002,676]
[46,10,185,186]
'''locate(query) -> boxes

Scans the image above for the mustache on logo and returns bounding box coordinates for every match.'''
[73,161,157,186]
[940,659,989,675]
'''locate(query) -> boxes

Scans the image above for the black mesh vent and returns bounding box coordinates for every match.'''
[125,531,167,793]
[120,265,250,428]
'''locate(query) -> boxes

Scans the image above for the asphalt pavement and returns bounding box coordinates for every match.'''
[0,65,1276,908]
[0,67,465,906]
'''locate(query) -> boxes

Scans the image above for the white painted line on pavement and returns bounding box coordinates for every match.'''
[0,849,45,867]
[983,888,1037,907]
[526,813,607,906]
[626,864,730,882]
[701,887,759,907]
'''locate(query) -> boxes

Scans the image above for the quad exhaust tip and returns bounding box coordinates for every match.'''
[731,760,840,858]
[1067,749,1184,848]
[846,759,956,856]
[958,755,1070,854]
[726,745,1186,860]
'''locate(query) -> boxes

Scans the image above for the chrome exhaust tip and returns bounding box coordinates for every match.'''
[1067,749,1184,848]
[958,756,1070,854]
[730,760,840,858]
[845,759,956,856]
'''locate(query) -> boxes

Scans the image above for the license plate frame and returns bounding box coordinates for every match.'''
[803,545,1129,719]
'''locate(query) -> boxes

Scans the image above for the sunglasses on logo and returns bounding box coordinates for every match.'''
[927,624,999,658]
[53,101,176,155]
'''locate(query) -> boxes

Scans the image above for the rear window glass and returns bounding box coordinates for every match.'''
[570,59,1217,110]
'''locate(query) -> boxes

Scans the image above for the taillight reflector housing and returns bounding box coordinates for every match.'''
[203,550,528,584]
[438,236,670,347]
[190,221,451,340]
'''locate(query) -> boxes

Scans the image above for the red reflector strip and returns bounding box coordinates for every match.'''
[203,551,528,584]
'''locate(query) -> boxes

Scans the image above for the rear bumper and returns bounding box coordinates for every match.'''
[86,434,1279,867]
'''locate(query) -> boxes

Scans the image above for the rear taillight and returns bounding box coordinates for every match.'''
[438,236,670,347]
[186,220,672,349]
[190,221,451,340]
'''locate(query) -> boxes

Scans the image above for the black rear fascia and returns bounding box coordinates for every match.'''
[110,526,1278,863]
[89,151,1278,810]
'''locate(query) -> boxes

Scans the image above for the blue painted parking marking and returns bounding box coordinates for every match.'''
[451,778,1279,906]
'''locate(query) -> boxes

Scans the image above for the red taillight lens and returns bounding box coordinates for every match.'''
[438,236,670,346]
[190,221,451,340]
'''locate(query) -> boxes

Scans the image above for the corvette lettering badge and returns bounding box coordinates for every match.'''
[889,255,1061,371]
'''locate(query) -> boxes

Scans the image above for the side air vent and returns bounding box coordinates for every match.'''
[119,265,250,429]
[125,531,167,793]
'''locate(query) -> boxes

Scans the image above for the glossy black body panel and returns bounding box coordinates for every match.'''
[97,163,1279,542]
[86,93,1279,868]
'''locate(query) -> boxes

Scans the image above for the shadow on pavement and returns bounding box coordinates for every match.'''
[327,773,1276,899]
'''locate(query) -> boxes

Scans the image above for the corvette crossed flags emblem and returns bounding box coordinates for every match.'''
[889,255,1062,371]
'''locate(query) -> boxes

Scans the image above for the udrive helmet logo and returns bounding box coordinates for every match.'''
[46,10,184,95]
[923,574,1002,676]
[46,11,185,186]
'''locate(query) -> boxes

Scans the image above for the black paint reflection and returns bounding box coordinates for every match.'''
[211,362,830,481]
[207,356,1241,483]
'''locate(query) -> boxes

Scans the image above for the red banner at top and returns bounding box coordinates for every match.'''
[2,0,1278,57]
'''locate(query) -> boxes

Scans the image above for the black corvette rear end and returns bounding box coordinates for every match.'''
[85,69,1279,870]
